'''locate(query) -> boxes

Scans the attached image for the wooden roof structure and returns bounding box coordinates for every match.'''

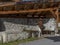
[0,0,59,20]
[0,0,59,33]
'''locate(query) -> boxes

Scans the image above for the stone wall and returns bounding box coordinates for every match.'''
[0,18,56,42]
[43,18,56,31]
[0,18,39,42]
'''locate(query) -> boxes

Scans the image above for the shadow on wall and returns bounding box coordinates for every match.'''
[43,18,50,24]
[0,19,5,32]
[45,36,60,42]
[0,18,50,32]
[3,18,50,26]
[2,18,39,26]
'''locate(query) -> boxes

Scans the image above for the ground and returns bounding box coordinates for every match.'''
[19,36,60,45]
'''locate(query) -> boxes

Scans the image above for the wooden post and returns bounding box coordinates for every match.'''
[55,9,59,35]
[50,9,59,35]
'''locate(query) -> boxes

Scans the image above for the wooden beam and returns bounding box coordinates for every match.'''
[0,8,57,14]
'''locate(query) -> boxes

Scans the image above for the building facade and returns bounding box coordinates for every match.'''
[0,0,60,43]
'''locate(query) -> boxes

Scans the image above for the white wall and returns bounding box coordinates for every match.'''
[43,18,56,31]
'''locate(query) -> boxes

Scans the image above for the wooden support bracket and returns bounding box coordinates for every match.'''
[50,10,57,19]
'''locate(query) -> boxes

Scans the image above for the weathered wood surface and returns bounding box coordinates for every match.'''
[0,8,57,14]
[0,2,60,14]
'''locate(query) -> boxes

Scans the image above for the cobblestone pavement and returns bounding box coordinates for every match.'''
[19,36,60,45]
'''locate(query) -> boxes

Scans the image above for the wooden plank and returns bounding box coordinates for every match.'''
[0,8,57,14]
